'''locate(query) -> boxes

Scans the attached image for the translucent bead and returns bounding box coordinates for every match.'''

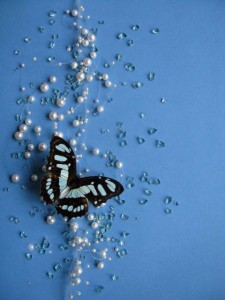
[164,196,172,204]
[131,24,140,30]
[25,253,32,260]
[121,231,129,238]
[144,189,152,196]
[139,199,148,205]
[124,63,135,71]
[164,208,172,214]
[20,231,28,238]
[117,33,127,39]
[53,263,62,271]
[119,140,127,147]
[132,82,143,88]
[46,272,54,278]
[148,128,157,135]
[127,39,134,46]
[116,54,123,61]
[148,72,155,81]
[156,140,165,147]
[117,249,127,258]
[112,274,119,280]
[95,286,104,293]
[151,28,160,34]
[120,214,129,220]
[137,137,145,144]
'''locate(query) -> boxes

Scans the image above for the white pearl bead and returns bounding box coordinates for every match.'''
[34,125,41,133]
[71,9,78,16]
[77,96,84,103]
[102,73,109,81]
[76,72,85,81]
[73,120,80,127]
[11,173,20,183]
[88,34,96,42]
[74,266,83,275]
[97,105,104,113]
[40,83,49,93]
[82,90,88,97]
[73,278,81,285]
[70,139,77,146]
[87,214,94,221]
[27,144,34,151]
[116,161,123,169]
[92,148,100,155]
[20,86,25,92]
[91,221,99,229]
[24,151,31,159]
[57,114,64,121]
[31,174,38,182]
[82,39,89,47]
[71,61,78,69]
[19,124,28,133]
[47,215,56,224]
[57,99,65,107]
[97,262,104,269]
[49,76,57,83]
[49,111,58,120]
[105,80,112,87]
[70,221,79,231]
[83,58,92,67]
[28,95,35,103]
[86,75,93,82]
[25,118,32,126]
[14,131,23,140]
[81,28,88,35]
[90,52,97,59]
[28,244,35,251]
[38,143,47,151]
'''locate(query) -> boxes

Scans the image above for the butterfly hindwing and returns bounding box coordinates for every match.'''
[66,176,124,207]
[56,197,88,219]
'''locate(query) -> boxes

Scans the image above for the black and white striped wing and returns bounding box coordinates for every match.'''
[66,176,124,207]
[40,136,76,205]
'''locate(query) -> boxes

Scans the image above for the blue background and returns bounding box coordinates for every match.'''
[0,0,225,300]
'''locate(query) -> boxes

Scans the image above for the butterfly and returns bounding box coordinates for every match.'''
[40,136,124,220]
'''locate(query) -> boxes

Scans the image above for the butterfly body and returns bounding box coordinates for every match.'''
[40,137,124,220]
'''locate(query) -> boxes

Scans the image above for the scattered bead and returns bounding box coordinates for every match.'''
[11,174,20,183]
[40,83,49,93]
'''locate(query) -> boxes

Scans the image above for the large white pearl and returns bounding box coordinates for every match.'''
[24,151,31,159]
[102,73,109,81]
[49,111,58,120]
[90,52,97,59]
[19,124,28,133]
[40,83,49,93]
[88,34,96,42]
[71,61,78,70]
[71,9,78,16]
[97,262,104,269]
[97,105,104,113]
[49,76,57,83]
[27,144,34,151]
[81,28,88,35]
[57,98,66,107]
[83,58,92,67]
[28,95,35,103]
[77,96,84,103]
[91,222,99,229]
[73,278,81,286]
[25,118,32,126]
[38,143,47,151]
[11,173,20,183]
[57,114,64,121]
[87,214,94,221]
[82,39,89,47]
[116,161,123,169]
[105,80,112,87]
[74,266,83,275]
[92,148,100,155]
[73,120,80,127]
[34,126,41,133]
[14,131,23,140]
[47,215,56,224]
[76,72,85,81]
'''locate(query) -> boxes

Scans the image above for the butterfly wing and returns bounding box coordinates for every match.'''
[66,176,124,207]
[56,197,88,219]
[40,136,76,204]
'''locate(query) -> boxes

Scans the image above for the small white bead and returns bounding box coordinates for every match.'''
[90,51,97,59]
[70,139,77,146]
[71,61,78,70]
[57,98,66,107]
[74,266,83,275]
[65,10,70,14]
[86,75,93,82]
[31,174,38,182]
[40,83,49,93]
[34,125,42,133]
[97,105,104,113]
[70,221,79,231]
[91,221,99,229]
[38,143,47,151]
[28,244,35,251]
[25,118,32,126]
[105,80,112,88]
[71,9,78,16]
[49,111,58,120]
[102,73,109,81]
[57,114,64,121]
[76,72,85,81]
[27,144,34,151]
[49,76,57,83]
[77,96,84,103]
[81,28,88,35]
[83,58,92,67]
[92,148,100,155]
[97,262,104,269]
[87,214,94,221]
[11,173,20,183]
[82,39,89,47]
[116,161,123,169]
[46,215,56,224]
[19,124,28,133]
[73,120,80,127]
[24,151,31,159]
[14,131,23,140]
[88,34,96,42]
[28,95,35,103]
